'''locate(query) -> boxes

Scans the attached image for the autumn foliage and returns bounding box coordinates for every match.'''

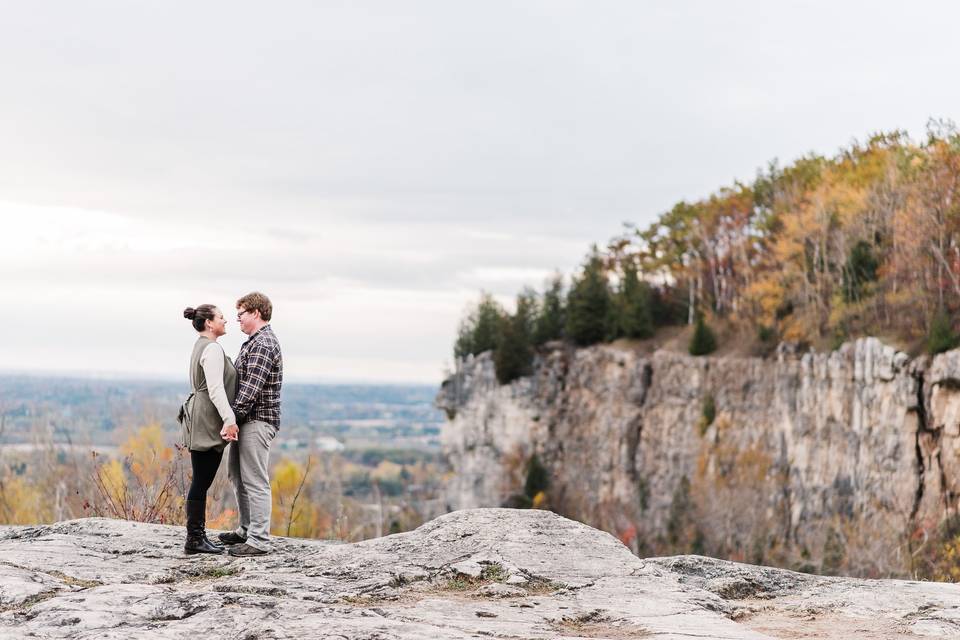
[458,122,960,372]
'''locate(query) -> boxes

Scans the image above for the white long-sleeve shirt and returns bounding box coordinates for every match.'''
[199,342,236,427]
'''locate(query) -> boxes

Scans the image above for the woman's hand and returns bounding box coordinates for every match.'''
[221,424,239,441]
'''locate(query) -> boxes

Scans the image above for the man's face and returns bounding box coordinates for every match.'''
[237,307,259,336]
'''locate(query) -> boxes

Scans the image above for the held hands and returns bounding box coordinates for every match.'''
[221,424,239,442]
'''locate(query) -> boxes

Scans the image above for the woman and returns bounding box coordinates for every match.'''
[181,304,238,555]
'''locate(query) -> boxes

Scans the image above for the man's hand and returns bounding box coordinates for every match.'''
[221,424,239,442]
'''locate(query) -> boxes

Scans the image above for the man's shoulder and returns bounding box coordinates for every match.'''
[251,326,282,353]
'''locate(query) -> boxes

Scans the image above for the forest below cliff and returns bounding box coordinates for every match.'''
[456,122,960,382]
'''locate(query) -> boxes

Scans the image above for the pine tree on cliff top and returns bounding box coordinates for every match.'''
[534,273,565,345]
[495,291,536,384]
[616,260,655,340]
[454,292,504,358]
[566,247,611,346]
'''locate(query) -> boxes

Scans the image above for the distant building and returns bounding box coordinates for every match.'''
[314,436,345,452]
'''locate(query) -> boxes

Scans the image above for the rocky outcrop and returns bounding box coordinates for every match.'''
[437,339,960,576]
[1,511,959,639]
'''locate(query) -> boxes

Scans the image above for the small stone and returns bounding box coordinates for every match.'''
[450,560,483,578]
[478,583,526,598]
[505,574,528,585]
[475,610,497,618]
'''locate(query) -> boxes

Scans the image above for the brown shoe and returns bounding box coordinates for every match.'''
[228,542,268,557]
[218,531,247,545]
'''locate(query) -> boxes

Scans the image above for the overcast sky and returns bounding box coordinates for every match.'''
[2,1,958,384]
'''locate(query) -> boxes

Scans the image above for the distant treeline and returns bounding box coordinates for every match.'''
[456,121,960,383]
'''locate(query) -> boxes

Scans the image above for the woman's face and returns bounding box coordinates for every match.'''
[206,308,227,337]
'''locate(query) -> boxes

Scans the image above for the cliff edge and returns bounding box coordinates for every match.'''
[1,509,959,639]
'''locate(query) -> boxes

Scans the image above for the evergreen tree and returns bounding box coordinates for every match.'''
[453,317,475,359]
[534,274,565,345]
[494,292,536,384]
[842,239,879,302]
[650,285,687,327]
[616,260,655,339]
[566,247,612,346]
[453,292,504,358]
[688,313,718,355]
[927,309,960,355]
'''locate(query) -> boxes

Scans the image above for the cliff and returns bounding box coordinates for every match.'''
[437,338,960,576]
[2,510,959,639]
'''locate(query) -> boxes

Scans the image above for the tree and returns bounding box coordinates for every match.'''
[927,309,960,355]
[534,274,565,345]
[566,247,612,346]
[494,292,536,384]
[271,457,315,537]
[615,260,655,339]
[454,292,504,358]
[689,313,718,356]
[843,241,880,303]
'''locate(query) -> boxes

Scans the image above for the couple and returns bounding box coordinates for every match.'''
[180,291,283,557]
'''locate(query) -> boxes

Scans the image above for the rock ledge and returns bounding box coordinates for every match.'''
[1,509,958,639]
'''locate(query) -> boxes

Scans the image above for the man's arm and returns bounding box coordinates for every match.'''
[233,341,275,423]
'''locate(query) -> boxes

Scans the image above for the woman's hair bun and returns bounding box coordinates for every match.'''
[183,307,197,320]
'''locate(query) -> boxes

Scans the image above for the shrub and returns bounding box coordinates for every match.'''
[524,454,549,499]
[927,309,960,355]
[698,394,716,436]
[689,314,718,356]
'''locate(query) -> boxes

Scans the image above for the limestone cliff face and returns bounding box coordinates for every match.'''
[437,338,960,576]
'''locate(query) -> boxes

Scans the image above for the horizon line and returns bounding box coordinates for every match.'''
[0,367,443,388]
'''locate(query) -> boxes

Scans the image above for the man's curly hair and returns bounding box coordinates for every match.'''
[236,291,273,322]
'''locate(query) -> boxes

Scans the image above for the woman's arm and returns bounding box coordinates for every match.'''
[200,342,237,427]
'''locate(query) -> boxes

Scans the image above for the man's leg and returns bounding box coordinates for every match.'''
[237,420,277,551]
[226,439,250,538]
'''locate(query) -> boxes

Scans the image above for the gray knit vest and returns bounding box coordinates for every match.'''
[184,337,238,452]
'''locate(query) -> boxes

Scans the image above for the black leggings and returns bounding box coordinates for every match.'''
[187,449,223,501]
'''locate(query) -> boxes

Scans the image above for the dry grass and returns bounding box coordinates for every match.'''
[550,609,652,638]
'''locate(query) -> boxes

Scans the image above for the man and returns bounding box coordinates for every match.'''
[218,291,283,557]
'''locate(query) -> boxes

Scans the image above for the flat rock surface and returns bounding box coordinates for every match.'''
[0,508,957,639]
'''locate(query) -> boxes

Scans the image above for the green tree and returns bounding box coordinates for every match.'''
[534,274,565,345]
[494,292,536,384]
[566,247,612,346]
[842,239,879,302]
[927,309,960,355]
[616,260,655,339]
[454,292,504,358]
[689,313,718,356]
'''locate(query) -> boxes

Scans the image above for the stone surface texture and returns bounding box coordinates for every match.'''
[438,339,960,573]
[2,509,959,639]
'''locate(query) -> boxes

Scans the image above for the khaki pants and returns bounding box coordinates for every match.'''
[227,420,278,550]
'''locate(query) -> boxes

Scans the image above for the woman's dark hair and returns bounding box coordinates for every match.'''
[183,304,218,332]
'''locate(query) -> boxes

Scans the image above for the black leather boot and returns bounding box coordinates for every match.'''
[185,499,223,555]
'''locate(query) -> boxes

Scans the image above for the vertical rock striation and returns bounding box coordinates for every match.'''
[437,338,960,575]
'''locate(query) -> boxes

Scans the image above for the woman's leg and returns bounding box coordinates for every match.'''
[188,449,223,500]
[185,449,224,554]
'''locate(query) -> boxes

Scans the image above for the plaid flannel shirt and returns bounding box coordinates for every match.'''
[234,324,283,428]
